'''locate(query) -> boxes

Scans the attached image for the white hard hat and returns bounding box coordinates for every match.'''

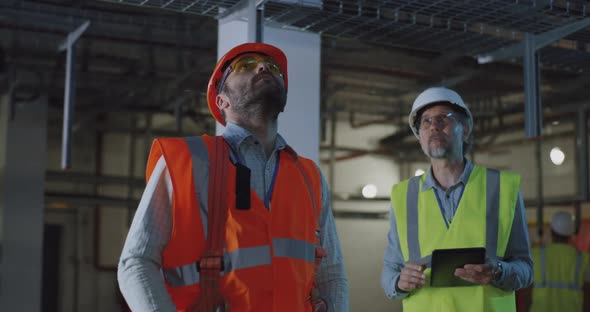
[551,211,575,236]
[408,87,473,138]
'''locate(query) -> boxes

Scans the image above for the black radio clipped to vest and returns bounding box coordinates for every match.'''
[235,163,251,210]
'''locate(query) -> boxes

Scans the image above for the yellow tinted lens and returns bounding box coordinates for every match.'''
[263,58,282,74]
[231,55,282,74]
[233,56,258,73]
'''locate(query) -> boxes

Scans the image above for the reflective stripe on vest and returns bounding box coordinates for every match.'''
[405,168,501,265]
[534,245,583,290]
[273,238,316,263]
[183,136,210,240]
[163,239,316,287]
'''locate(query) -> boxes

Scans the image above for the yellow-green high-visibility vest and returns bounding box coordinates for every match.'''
[391,165,520,312]
[530,243,589,312]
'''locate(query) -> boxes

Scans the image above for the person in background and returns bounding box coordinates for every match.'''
[118,42,349,312]
[381,87,533,311]
[521,211,590,312]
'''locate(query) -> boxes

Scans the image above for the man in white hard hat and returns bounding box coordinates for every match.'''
[521,211,590,312]
[381,87,533,311]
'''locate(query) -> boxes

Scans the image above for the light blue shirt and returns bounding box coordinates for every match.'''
[381,159,533,299]
[118,122,349,311]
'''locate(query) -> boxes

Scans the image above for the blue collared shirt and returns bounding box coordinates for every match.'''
[381,159,533,299]
[118,122,349,311]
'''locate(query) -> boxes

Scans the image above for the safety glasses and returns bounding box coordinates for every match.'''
[419,112,458,130]
[218,54,283,93]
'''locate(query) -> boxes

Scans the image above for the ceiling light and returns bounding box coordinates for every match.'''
[361,184,378,199]
[550,147,565,165]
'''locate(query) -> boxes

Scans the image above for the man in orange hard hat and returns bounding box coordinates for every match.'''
[118,42,349,312]
[521,211,590,312]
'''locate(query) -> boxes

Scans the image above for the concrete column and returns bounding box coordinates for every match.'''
[0,93,48,312]
[216,18,321,162]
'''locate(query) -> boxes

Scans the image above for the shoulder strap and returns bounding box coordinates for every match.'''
[283,146,329,310]
[283,145,321,232]
[191,135,229,312]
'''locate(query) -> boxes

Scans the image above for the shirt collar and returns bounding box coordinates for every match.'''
[222,122,287,153]
[421,158,474,192]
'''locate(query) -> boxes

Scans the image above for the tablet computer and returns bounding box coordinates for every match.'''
[430,247,486,287]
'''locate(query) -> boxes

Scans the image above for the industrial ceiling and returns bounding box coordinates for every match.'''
[2,0,590,161]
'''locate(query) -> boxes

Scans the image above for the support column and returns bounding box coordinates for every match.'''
[0,93,48,312]
[216,15,321,162]
[523,33,542,138]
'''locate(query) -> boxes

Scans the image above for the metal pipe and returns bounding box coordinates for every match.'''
[91,127,104,311]
[58,21,90,170]
[248,0,258,42]
[45,171,144,187]
[575,201,581,235]
[256,7,264,43]
[73,200,82,312]
[144,113,153,165]
[576,108,589,200]
[175,99,183,133]
[61,45,75,170]
[523,33,543,138]
[45,193,138,207]
[329,109,337,204]
[128,116,138,226]
[535,139,544,240]
[61,21,91,310]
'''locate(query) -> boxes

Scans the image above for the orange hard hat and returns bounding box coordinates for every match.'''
[207,43,288,125]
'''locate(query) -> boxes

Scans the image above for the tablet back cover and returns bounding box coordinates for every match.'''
[430,247,486,287]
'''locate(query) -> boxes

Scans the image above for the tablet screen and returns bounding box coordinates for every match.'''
[430,247,486,287]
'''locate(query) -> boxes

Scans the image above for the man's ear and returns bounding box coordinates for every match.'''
[279,91,287,112]
[462,123,469,142]
[216,93,230,111]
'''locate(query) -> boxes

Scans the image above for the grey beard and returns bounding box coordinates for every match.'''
[424,146,448,159]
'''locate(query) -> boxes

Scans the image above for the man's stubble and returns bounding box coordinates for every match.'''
[225,73,287,121]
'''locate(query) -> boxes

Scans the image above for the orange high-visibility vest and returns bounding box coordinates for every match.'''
[146,135,322,312]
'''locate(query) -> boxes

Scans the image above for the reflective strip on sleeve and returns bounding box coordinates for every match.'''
[183,136,210,239]
[273,238,316,263]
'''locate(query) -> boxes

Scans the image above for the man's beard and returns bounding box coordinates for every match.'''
[425,145,448,159]
[225,73,287,120]
[422,134,453,159]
